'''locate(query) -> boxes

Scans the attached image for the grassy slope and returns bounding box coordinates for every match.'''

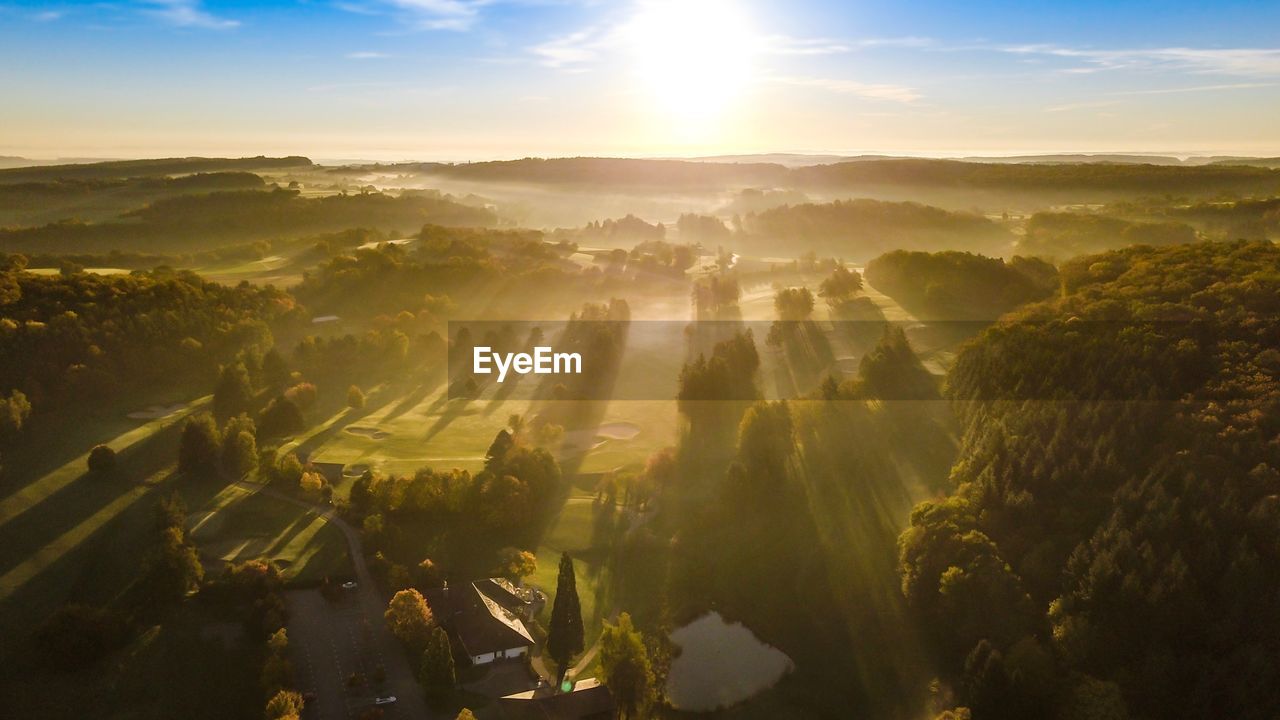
[0,395,350,719]
[187,483,353,586]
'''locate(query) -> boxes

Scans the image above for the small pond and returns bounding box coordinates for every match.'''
[665,611,794,712]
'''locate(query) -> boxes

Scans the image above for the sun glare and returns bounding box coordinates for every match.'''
[624,0,756,135]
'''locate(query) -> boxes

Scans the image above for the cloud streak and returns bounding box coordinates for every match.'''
[1002,44,1280,78]
[139,0,239,29]
[1114,82,1275,95]
[528,20,930,71]
[770,75,921,103]
[530,27,608,68]
[339,0,536,31]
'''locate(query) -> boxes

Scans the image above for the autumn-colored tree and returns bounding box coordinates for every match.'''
[384,589,434,656]
[493,547,536,583]
[264,689,304,720]
[261,628,292,697]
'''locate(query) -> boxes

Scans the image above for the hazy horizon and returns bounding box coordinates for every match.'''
[5,148,1277,166]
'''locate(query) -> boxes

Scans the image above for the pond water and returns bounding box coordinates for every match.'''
[665,611,794,712]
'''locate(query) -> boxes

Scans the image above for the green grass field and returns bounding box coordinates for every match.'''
[527,494,612,651]
[187,484,352,586]
[0,397,213,643]
[301,380,677,485]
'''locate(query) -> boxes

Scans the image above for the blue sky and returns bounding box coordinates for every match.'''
[2,0,1278,159]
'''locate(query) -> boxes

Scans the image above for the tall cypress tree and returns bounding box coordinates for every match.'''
[546,551,584,686]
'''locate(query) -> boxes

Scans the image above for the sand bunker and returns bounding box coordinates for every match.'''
[346,427,390,439]
[127,403,189,420]
[559,422,640,454]
[595,422,641,440]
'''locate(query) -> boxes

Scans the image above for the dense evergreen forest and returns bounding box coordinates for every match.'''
[903,241,1280,719]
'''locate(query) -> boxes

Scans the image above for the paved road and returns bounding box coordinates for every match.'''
[236,482,433,720]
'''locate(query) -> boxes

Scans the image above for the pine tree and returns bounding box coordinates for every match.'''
[419,625,456,703]
[546,552,584,685]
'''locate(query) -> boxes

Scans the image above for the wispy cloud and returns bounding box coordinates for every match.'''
[1115,82,1275,95]
[1003,44,1280,77]
[749,35,933,56]
[758,35,853,56]
[139,0,239,29]
[346,51,391,59]
[336,0,488,31]
[528,23,930,71]
[770,75,921,103]
[1043,81,1273,113]
[33,9,65,22]
[530,27,609,69]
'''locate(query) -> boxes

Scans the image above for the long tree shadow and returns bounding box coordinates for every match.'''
[422,396,478,443]
[0,470,230,665]
[482,372,526,416]
[378,369,447,423]
[0,410,196,578]
[287,383,406,462]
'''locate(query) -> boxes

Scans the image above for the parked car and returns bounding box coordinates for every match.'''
[374,696,397,706]
[342,581,358,590]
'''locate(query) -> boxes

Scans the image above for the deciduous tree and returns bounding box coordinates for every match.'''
[87,444,117,477]
[178,413,220,476]
[599,613,655,720]
[385,589,434,656]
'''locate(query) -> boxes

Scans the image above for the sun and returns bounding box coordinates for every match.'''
[623,0,757,133]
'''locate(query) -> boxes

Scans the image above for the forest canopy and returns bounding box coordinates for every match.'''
[902,240,1280,719]
[864,250,1058,320]
[737,199,1013,260]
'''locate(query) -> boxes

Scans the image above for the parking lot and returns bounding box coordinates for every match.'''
[288,587,425,720]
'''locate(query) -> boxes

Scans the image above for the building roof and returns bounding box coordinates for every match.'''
[499,678,615,720]
[474,577,539,614]
[454,583,535,658]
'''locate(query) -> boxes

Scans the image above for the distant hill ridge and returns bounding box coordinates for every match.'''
[330,155,1280,194]
[0,156,313,182]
